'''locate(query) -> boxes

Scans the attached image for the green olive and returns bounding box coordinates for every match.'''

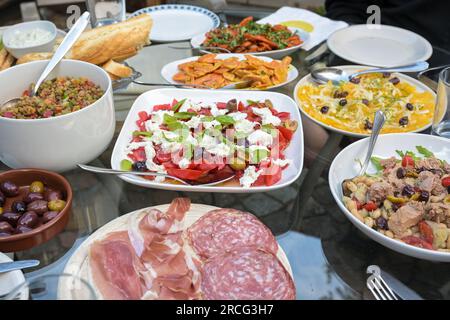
[48,199,66,212]
[29,181,45,194]
[229,158,247,171]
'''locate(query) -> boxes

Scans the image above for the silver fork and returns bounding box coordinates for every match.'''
[366,265,399,300]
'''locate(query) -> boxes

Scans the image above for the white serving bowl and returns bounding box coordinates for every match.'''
[329,133,450,262]
[0,59,115,172]
[2,20,57,59]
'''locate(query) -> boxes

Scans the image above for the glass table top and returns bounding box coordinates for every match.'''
[2,41,450,301]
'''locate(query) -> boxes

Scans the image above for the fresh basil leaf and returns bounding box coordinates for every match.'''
[215,115,235,126]
[370,156,384,172]
[395,150,405,158]
[201,116,215,122]
[174,112,196,120]
[132,130,152,137]
[416,146,434,158]
[250,148,269,164]
[246,99,259,105]
[163,113,177,124]
[171,98,187,112]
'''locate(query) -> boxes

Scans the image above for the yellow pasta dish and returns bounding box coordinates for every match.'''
[296,72,435,134]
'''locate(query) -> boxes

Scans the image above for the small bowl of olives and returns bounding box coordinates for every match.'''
[0,169,72,252]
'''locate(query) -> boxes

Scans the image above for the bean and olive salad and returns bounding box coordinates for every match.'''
[0,77,104,119]
[0,180,67,237]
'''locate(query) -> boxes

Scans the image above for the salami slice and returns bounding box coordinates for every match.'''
[200,246,296,300]
[187,209,278,259]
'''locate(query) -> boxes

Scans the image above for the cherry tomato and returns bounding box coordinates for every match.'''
[418,221,434,244]
[442,177,450,188]
[167,168,204,180]
[363,201,378,211]
[138,111,148,121]
[264,164,282,186]
[402,236,433,250]
[402,155,414,167]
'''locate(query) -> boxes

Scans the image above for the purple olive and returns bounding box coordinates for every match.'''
[23,192,45,204]
[15,225,33,234]
[42,211,59,224]
[418,191,429,202]
[320,106,329,114]
[11,200,26,214]
[45,189,63,202]
[349,77,360,84]
[402,184,415,197]
[389,77,400,85]
[0,211,22,227]
[18,211,39,228]
[362,99,369,105]
[0,221,14,234]
[405,103,414,111]
[27,200,48,215]
[396,167,406,179]
[376,217,388,230]
[0,181,19,197]
[0,232,11,237]
[399,116,409,126]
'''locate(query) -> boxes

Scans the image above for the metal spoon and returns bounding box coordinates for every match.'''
[78,164,236,186]
[311,61,429,85]
[342,110,386,193]
[0,12,90,110]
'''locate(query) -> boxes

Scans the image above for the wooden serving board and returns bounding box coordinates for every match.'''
[59,203,293,300]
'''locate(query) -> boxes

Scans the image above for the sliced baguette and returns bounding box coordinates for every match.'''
[102,59,133,78]
[0,53,14,71]
[16,52,53,65]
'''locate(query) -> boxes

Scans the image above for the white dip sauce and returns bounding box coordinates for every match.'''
[7,28,53,48]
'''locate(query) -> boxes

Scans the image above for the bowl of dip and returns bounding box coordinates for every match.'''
[3,21,57,59]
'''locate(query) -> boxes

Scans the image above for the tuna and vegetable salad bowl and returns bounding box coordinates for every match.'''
[329,133,450,262]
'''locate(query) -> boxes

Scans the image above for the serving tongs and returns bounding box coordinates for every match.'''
[78,164,235,186]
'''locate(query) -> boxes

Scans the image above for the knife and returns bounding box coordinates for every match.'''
[380,270,424,300]
[0,260,40,273]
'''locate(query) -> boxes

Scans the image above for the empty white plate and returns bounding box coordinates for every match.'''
[327,24,432,67]
[130,4,220,43]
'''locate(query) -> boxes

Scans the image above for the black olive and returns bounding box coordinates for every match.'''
[42,211,59,224]
[399,116,409,126]
[391,203,400,212]
[405,103,414,111]
[18,211,39,228]
[133,161,147,172]
[11,200,26,214]
[349,77,360,84]
[0,211,22,227]
[418,191,429,202]
[396,167,406,179]
[26,200,48,215]
[45,189,63,202]
[376,217,388,230]
[0,181,19,197]
[15,225,33,234]
[382,72,391,78]
[0,190,4,207]
[226,99,237,112]
[339,99,347,106]
[364,119,373,130]
[402,184,415,197]
[389,77,400,85]
[320,106,329,114]
[0,221,14,234]
[0,232,11,237]
[362,99,369,105]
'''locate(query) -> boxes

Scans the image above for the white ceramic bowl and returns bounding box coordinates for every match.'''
[111,88,304,193]
[0,59,115,172]
[2,20,57,59]
[329,133,450,262]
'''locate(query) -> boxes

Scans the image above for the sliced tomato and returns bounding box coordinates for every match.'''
[274,111,290,121]
[363,201,378,211]
[155,151,172,163]
[276,130,289,152]
[402,236,433,250]
[171,99,178,107]
[167,168,204,180]
[128,147,146,162]
[277,126,294,141]
[162,161,177,169]
[264,164,282,186]
[216,102,227,109]
[237,101,246,111]
[418,221,434,244]
[442,177,450,188]
[153,104,172,111]
[402,155,414,167]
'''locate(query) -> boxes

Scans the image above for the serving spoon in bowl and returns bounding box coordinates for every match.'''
[0,12,90,110]
[341,110,386,194]
[311,61,429,85]
[78,164,236,186]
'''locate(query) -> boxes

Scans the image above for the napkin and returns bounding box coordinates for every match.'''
[257,6,348,51]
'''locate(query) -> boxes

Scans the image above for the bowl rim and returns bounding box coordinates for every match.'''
[2,20,57,50]
[328,132,450,260]
[0,168,73,242]
[0,59,112,123]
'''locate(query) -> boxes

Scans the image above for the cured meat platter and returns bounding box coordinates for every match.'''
[59,199,294,300]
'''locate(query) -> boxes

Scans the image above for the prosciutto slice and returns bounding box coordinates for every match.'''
[187,208,279,260]
[89,231,153,300]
